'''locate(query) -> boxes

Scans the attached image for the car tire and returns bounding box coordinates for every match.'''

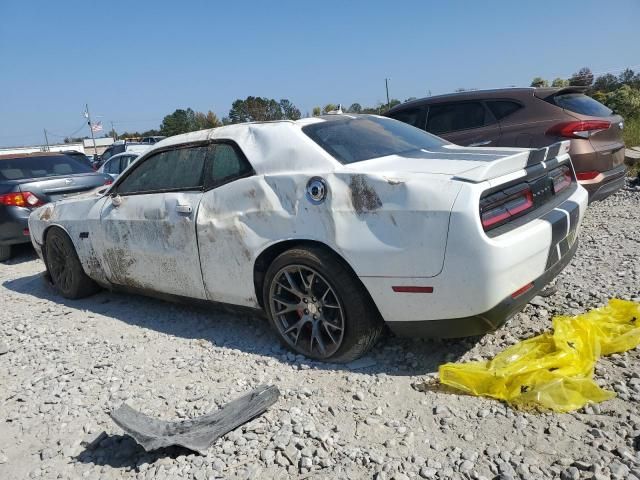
[44,227,100,299]
[263,246,383,362]
[0,245,11,262]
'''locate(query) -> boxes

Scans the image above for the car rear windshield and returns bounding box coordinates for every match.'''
[302,116,447,164]
[552,93,612,117]
[0,155,93,181]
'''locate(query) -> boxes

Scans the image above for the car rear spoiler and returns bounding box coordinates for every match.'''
[453,141,571,183]
[533,86,588,100]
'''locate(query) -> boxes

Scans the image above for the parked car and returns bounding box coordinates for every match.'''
[28,115,587,361]
[61,150,93,169]
[386,87,626,202]
[0,152,113,261]
[140,136,166,144]
[98,152,139,179]
[96,141,149,169]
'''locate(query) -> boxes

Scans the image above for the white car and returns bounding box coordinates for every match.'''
[98,152,140,179]
[28,115,588,361]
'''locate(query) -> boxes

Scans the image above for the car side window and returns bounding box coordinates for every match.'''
[486,100,523,121]
[426,102,493,135]
[104,158,118,174]
[117,145,207,195]
[388,107,426,129]
[206,143,254,188]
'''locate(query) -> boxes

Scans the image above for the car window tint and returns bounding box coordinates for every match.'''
[0,155,93,181]
[303,116,447,164]
[486,100,523,120]
[552,93,612,117]
[117,146,207,194]
[426,102,491,134]
[387,107,425,128]
[103,159,116,174]
[208,143,253,186]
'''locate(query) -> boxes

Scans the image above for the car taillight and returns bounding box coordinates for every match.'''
[576,170,600,181]
[104,179,113,185]
[480,186,534,231]
[0,191,44,208]
[546,120,610,139]
[549,165,572,194]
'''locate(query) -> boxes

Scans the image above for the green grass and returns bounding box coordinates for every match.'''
[623,117,640,177]
[623,117,640,147]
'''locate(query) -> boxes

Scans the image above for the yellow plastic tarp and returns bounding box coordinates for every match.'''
[438,299,640,412]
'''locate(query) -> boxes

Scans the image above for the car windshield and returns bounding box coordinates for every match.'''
[302,116,447,164]
[0,154,93,181]
[552,93,612,117]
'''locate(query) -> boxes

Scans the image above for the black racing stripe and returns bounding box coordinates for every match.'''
[558,237,571,257]
[546,144,560,160]
[543,208,569,245]
[527,147,547,166]
[545,245,560,270]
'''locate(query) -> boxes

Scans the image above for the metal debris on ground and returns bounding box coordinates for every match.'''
[110,385,280,453]
[436,299,640,412]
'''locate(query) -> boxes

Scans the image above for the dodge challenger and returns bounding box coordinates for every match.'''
[28,114,588,361]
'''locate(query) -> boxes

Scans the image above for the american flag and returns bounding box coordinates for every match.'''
[90,122,103,133]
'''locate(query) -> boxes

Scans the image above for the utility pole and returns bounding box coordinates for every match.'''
[385,78,390,111]
[85,103,98,157]
[43,129,50,151]
[111,121,117,141]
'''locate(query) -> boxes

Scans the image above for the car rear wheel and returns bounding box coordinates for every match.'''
[45,227,100,299]
[263,247,383,362]
[0,245,11,262]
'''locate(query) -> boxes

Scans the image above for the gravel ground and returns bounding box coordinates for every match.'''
[1,183,639,480]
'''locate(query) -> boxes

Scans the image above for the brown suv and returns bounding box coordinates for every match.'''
[386,87,626,202]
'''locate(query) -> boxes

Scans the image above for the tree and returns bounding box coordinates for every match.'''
[593,73,619,93]
[347,103,362,113]
[312,107,321,117]
[160,108,197,136]
[108,128,118,140]
[569,67,594,86]
[228,96,297,123]
[551,78,569,87]
[602,85,640,119]
[194,110,221,130]
[530,77,549,88]
[322,104,338,114]
[279,99,301,120]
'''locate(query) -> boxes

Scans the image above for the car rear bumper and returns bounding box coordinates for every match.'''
[578,164,627,203]
[361,184,587,336]
[387,239,578,338]
[0,206,32,246]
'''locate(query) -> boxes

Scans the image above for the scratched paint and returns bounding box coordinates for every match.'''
[28,119,579,324]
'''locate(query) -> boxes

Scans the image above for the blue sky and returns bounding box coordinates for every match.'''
[1,0,639,147]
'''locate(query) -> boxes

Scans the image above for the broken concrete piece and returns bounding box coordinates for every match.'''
[110,385,280,453]
[0,342,8,355]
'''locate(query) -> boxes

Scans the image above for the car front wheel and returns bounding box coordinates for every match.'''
[44,227,100,299]
[263,247,383,362]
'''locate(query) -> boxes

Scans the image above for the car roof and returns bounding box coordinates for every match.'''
[145,116,391,174]
[0,152,66,161]
[387,86,589,113]
[107,152,139,160]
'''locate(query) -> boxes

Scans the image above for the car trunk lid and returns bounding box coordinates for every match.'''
[15,173,111,204]
[351,142,569,183]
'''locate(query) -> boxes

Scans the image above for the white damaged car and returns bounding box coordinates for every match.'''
[28,114,588,361]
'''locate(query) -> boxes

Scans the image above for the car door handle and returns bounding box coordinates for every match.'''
[175,204,193,214]
[468,140,492,147]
